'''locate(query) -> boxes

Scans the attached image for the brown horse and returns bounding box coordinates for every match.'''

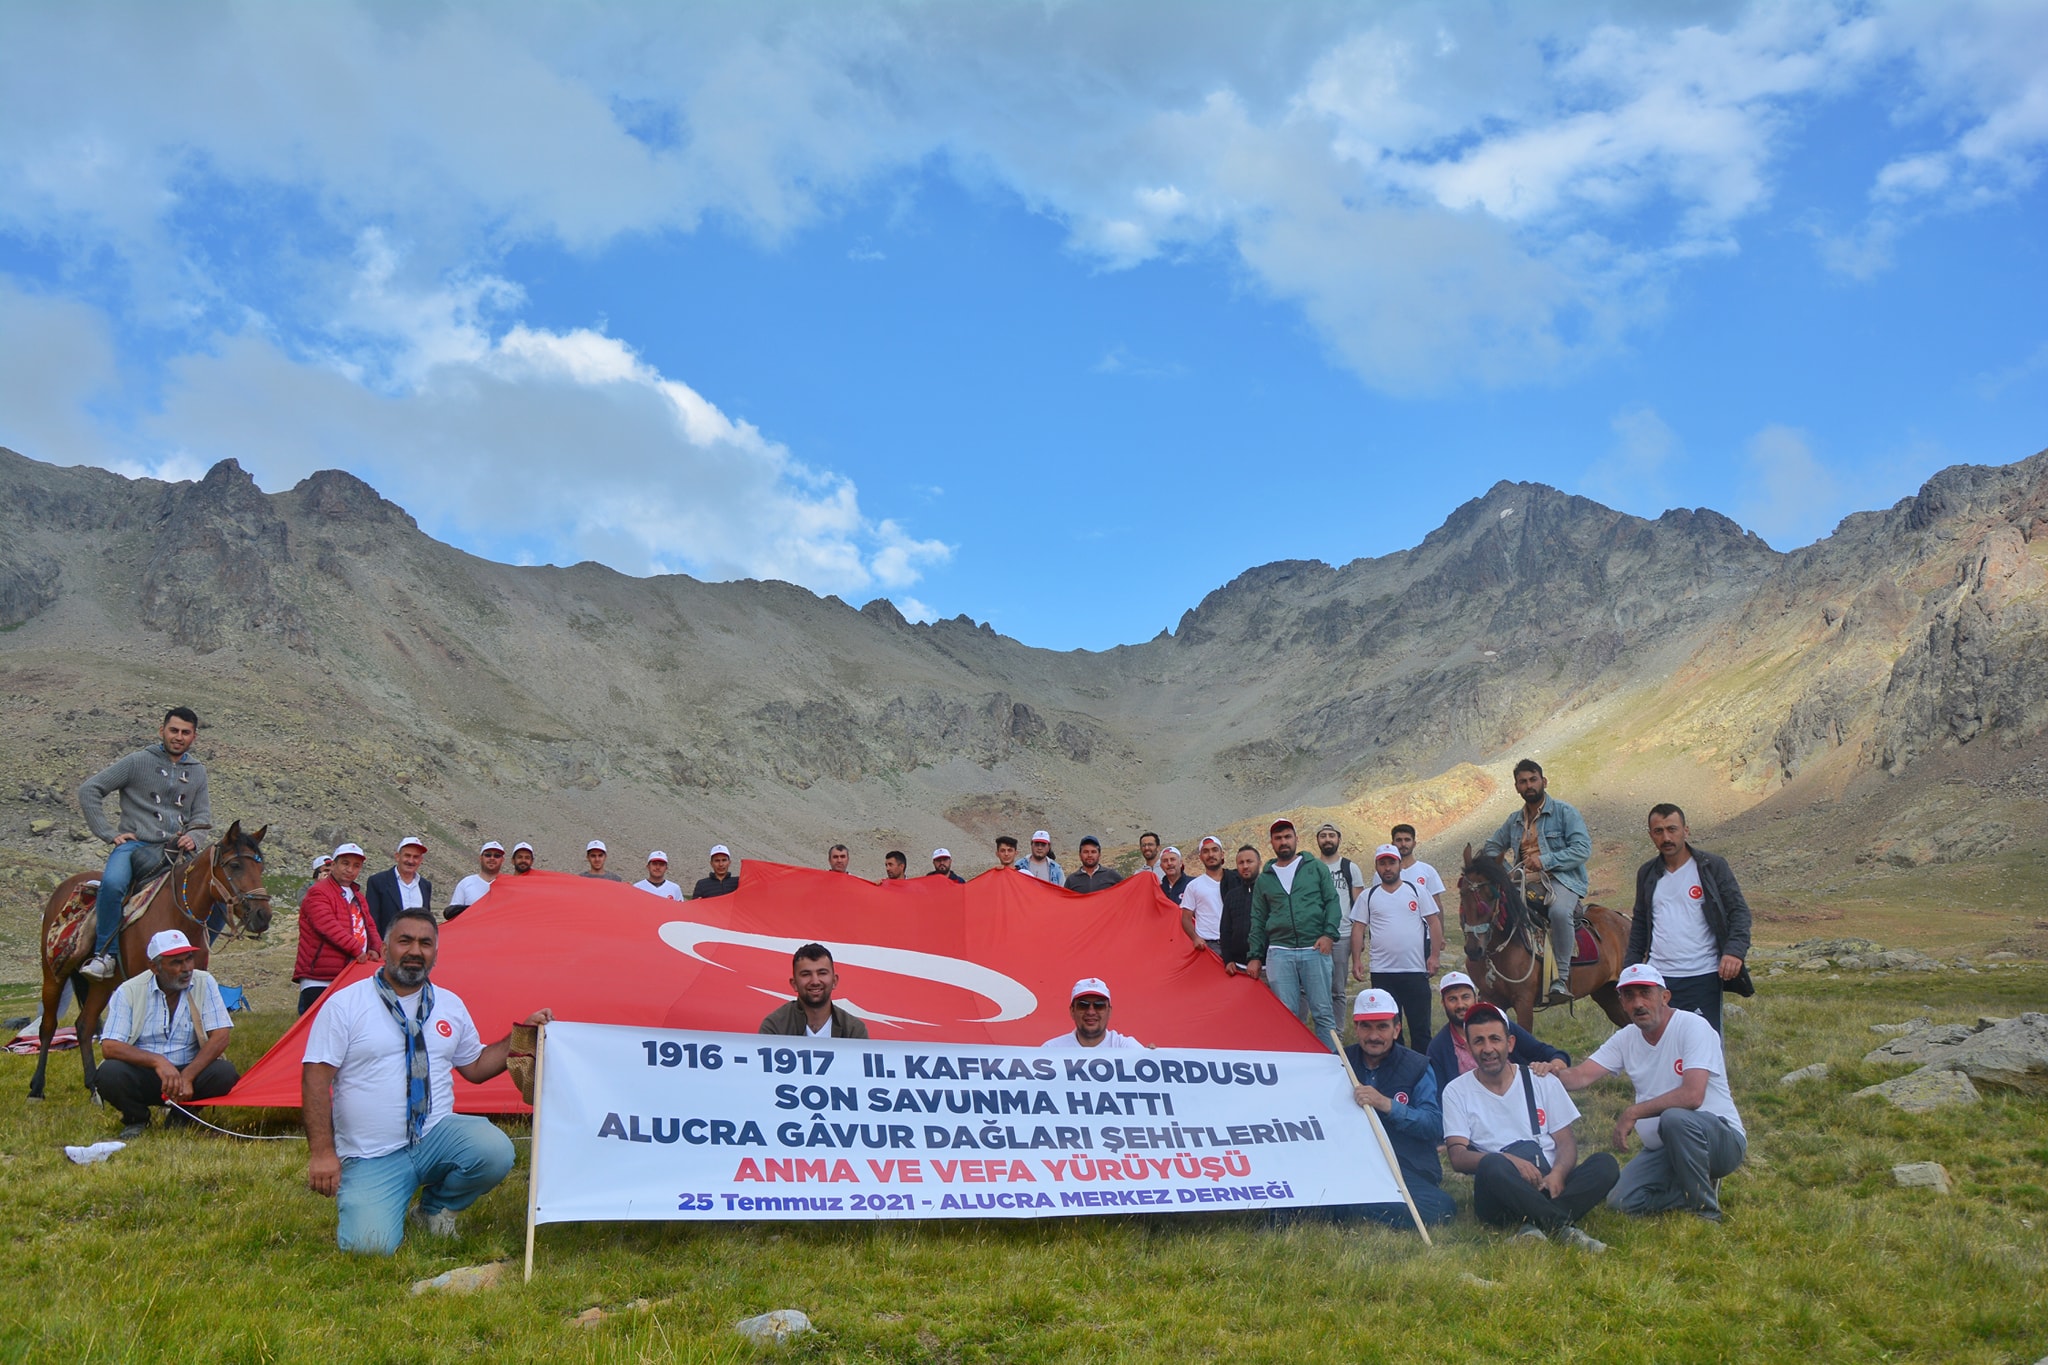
[28,821,272,1101]
[1457,844,1630,1030]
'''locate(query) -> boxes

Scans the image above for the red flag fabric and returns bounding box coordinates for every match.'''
[214,863,1329,1112]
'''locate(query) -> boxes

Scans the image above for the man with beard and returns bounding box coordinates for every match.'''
[1340,989,1453,1229]
[509,843,538,876]
[1217,845,1261,970]
[1135,833,1164,882]
[1156,846,1191,904]
[443,842,504,920]
[1179,838,1227,949]
[1350,846,1443,1049]
[758,943,871,1038]
[1042,978,1143,1050]
[1625,804,1753,1033]
[1316,823,1366,1032]
[1247,819,1342,1051]
[1020,831,1065,886]
[1480,760,1591,1005]
[1426,971,1570,1091]
[302,909,551,1253]
[98,929,238,1139]
[1063,837,1123,893]
[927,849,966,883]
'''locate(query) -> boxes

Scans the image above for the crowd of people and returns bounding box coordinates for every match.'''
[77,709,1758,1257]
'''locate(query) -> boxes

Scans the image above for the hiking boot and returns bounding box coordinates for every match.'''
[81,953,119,980]
[1559,1225,1608,1254]
[1512,1223,1549,1243]
[117,1122,148,1141]
[413,1206,459,1238]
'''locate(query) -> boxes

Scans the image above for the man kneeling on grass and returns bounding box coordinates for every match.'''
[1542,963,1746,1222]
[1442,1004,1618,1252]
[98,930,237,1139]
[302,909,551,1254]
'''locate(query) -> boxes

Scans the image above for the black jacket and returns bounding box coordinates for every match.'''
[1064,867,1123,894]
[693,874,740,899]
[365,867,433,938]
[1217,870,1256,966]
[1627,846,1754,993]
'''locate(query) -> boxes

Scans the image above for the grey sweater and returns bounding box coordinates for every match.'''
[78,744,210,845]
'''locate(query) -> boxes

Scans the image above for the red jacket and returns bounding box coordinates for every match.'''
[294,877,383,982]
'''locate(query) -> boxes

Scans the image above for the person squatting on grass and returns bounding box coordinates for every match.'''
[1544,963,1747,1222]
[301,909,551,1254]
[1338,989,1454,1229]
[1442,1004,1619,1251]
[97,929,238,1139]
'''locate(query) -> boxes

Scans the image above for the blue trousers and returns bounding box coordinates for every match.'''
[336,1115,516,1254]
[1351,1178,1457,1230]
[1264,947,1337,1051]
[1608,1107,1745,1217]
[92,842,156,956]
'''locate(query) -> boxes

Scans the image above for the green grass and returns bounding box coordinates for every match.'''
[0,971,2043,1363]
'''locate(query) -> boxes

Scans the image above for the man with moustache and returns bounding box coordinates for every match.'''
[295,843,383,1016]
[927,849,966,883]
[758,943,870,1038]
[1340,989,1453,1229]
[1019,831,1065,886]
[1042,978,1143,1050]
[443,842,504,920]
[509,843,537,876]
[1063,837,1123,894]
[1625,804,1753,1033]
[1350,845,1444,1050]
[1246,819,1342,1051]
[1426,970,1570,1091]
[1155,846,1192,904]
[1480,760,1592,1005]
[366,836,433,939]
[98,929,238,1139]
[1178,838,1228,949]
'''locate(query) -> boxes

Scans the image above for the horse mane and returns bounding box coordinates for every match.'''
[1462,850,1528,940]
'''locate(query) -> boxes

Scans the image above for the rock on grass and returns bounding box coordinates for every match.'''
[1892,1162,1950,1193]
[410,1262,508,1295]
[736,1309,813,1345]
[1856,1068,1981,1112]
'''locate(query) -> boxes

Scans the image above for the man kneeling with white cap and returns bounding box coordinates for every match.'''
[98,929,238,1139]
[1545,963,1746,1222]
[1340,989,1454,1229]
[1043,979,1144,1050]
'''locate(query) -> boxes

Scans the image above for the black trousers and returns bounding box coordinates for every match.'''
[1664,972,1725,1033]
[298,985,326,1016]
[96,1057,240,1125]
[1472,1151,1621,1231]
[1371,970,1432,1051]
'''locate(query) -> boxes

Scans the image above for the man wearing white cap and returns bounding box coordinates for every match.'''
[1042,979,1143,1050]
[1340,989,1453,1229]
[927,849,966,883]
[581,840,624,882]
[97,929,237,1139]
[1425,970,1570,1091]
[1546,964,1746,1222]
[295,844,383,1016]
[1019,832,1064,887]
[444,843,505,920]
[509,842,537,875]
[1156,847,1191,904]
[635,852,685,901]
[366,836,433,939]
[693,846,739,899]
[1349,845,1443,1050]
[1179,838,1228,948]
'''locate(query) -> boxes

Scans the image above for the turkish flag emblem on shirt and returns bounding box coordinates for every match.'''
[436,1019,453,1038]
[1674,1059,1685,1075]
[1688,885,1704,899]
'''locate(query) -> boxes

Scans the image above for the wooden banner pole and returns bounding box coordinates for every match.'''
[523,1021,548,1283]
[1329,1029,1433,1246]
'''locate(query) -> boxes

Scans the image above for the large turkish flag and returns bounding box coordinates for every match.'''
[215,863,1327,1112]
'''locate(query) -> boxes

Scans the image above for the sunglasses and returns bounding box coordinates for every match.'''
[1072,1000,1110,1011]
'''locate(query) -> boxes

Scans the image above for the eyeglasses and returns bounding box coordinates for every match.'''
[482,852,504,858]
[1072,1000,1109,1012]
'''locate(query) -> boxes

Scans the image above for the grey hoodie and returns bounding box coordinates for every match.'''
[78,743,210,845]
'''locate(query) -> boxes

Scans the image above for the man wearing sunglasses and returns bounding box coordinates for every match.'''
[1041,978,1144,1050]
[443,842,504,921]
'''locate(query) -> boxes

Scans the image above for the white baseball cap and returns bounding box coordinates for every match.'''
[396,835,426,854]
[932,848,952,860]
[585,840,608,854]
[332,843,365,860]
[1031,830,1052,844]
[647,850,669,863]
[1438,970,1477,995]
[146,929,198,960]
[1198,836,1223,849]
[1070,977,1112,1003]
[512,841,534,855]
[710,844,731,857]
[310,854,333,873]
[1373,844,1402,861]
[1352,988,1401,1020]
[1164,846,1182,859]
[1617,963,1667,990]
[479,840,505,854]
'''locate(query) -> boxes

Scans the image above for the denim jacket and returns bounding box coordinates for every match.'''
[1479,796,1591,897]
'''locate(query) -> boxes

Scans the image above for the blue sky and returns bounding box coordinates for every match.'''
[1,3,2044,649]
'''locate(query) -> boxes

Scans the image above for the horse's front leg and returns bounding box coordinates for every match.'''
[26,975,63,1099]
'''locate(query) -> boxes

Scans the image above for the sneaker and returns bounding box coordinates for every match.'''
[1512,1223,1549,1242]
[1559,1225,1609,1254]
[81,954,119,980]
[117,1122,148,1141]
[1547,982,1574,1002]
[413,1206,459,1238]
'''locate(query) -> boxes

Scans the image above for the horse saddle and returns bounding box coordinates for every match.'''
[45,864,179,971]
[1572,925,1599,967]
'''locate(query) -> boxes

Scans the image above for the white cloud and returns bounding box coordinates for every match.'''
[1736,424,1842,547]
[0,278,123,466]
[1580,406,1679,511]
[895,597,938,623]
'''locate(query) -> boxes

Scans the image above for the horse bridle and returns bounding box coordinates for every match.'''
[171,841,271,944]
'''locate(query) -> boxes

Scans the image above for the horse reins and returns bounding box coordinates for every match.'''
[171,842,270,944]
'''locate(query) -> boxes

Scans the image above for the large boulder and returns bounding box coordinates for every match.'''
[1938,1012,2048,1096]
[1856,1067,1981,1112]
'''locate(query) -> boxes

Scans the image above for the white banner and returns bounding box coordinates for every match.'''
[530,1023,1404,1224]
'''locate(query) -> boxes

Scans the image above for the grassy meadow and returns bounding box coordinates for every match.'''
[0,961,2043,1364]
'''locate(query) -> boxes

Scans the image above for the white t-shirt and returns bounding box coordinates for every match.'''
[1442,1066,1581,1168]
[448,874,495,909]
[1404,860,1446,906]
[634,879,687,901]
[1042,1030,1144,1050]
[303,977,485,1160]
[806,1017,834,1039]
[1323,856,1365,927]
[1359,879,1437,972]
[1648,858,1720,976]
[1181,874,1225,940]
[1271,857,1301,894]
[395,873,424,911]
[1588,1008,1745,1137]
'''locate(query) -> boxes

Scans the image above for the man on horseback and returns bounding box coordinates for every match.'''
[97,929,238,1138]
[1480,760,1590,1006]
[76,707,210,980]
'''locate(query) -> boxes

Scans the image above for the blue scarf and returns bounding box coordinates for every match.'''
[372,970,436,1147]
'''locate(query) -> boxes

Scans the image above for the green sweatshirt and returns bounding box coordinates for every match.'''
[1248,856,1343,960]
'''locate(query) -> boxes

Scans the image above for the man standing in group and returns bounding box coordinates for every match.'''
[509,843,537,876]
[1156,846,1191,904]
[1426,970,1570,1091]
[1350,845,1443,1049]
[1042,978,1143,1050]
[1218,845,1261,970]
[1065,837,1122,893]
[295,844,382,1016]
[302,908,551,1253]
[1179,838,1228,950]
[77,706,210,980]
[994,836,1023,874]
[634,852,686,901]
[694,846,739,898]
[1136,833,1164,882]
[927,849,966,883]
[581,840,623,881]
[1316,823,1367,1032]
[1442,1004,1617,1250]
[880,851,909,881]
[366,837,432,939]
[1625,804,1752,1033]
[443,842,503,921]
[1391,824,1446,920]
[758,944,870,1038]
[1480,760,1591,1005]
[1246,819,1343,1050]
[98,929,238,1139]
[827,844,852,874]
[1020,831,1064,886]
[1341,989,1453,1229]
[1546,964,1747,1221]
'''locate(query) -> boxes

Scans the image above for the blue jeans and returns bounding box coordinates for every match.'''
[93,842,156,956]
[1351,1178,1458,1230]
[336,1115,516,1254]
[1264,946,1337,1051]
